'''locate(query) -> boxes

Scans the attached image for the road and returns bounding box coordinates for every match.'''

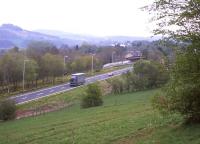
[10,67,132,104]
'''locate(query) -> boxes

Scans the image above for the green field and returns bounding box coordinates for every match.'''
[1,89,200,144]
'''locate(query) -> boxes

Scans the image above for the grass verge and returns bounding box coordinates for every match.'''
[1,88,199,144]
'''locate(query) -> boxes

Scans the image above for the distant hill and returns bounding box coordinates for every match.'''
[35,29,108,46]
[36,29,159,45]
[0,24,159,49]
[0,24,83,49]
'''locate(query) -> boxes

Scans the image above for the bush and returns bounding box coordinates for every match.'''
[81,83,103,108]
[107,60,169,95]
[134,60,169,88]
[153,50,200,123]
[0,99,16,121]
[123,72,147,92]
[152,91,170,115]
[107,78,124,94]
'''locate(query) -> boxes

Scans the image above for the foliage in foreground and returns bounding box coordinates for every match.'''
[0,99,16,121]
[148,0,200,123]
[81,83,103,108]
[153,49,200,123]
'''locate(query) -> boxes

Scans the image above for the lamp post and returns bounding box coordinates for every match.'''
[63,56,68,82]
[112,51,115,63]
[22,59,29,92]
[91,54,95,75]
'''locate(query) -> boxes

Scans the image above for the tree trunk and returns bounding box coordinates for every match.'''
[36,79,38,88]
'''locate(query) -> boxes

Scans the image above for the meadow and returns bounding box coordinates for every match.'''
[1,89,200,144]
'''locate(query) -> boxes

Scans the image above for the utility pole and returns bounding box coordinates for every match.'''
[91,54,95,75]
[63,56,68,82]
[92,54,94,75]
[23,60,29,92]
[112,51,115,63]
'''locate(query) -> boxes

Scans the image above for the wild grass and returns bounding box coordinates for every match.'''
[1,88,200,144]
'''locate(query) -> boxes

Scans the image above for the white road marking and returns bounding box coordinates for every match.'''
[15,67,133,105]
[36,93,43,96]
[10,83,70,99]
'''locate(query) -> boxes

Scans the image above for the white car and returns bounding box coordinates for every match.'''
[108,72,114,76]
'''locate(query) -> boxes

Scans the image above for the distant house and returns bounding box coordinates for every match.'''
[125,50,143,62]
[110,43,126,48]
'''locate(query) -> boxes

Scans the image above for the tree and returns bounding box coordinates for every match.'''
[166,51,200,122]
[148,0,200,122]
[107,78,124,94]
[0,99,16,121]
[27,41,59,59]
[25,59,39,87]
[26,41,59,80]
[79,42,97,54]
[97,47,115,64]
[69,55,102,73]
[41,53,63,84]
[134,60,168,88]
[107,60,168,94]
[147,0,200,42]
[81,83,103,108]
[0,52,24,91]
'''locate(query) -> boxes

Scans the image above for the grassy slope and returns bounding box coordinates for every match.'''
[17,80,109,110]
[17,86,86,110]
[1,89,200,144]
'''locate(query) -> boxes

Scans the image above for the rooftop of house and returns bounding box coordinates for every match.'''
[125,50,142,59]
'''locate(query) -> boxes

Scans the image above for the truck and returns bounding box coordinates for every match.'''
[70,73,86,86]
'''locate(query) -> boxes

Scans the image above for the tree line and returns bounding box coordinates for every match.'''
[108,60,169,94]
[0,42,103,95]
[0,40,173,97]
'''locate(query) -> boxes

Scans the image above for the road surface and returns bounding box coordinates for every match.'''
[10,67,132,104]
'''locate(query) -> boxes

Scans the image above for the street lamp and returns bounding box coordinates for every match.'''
[22,59,29,92]
[63,55,68,82]
[91,54,95,75]
[112,51,115,63]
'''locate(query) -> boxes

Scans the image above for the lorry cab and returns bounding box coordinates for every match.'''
[70,73,86,86]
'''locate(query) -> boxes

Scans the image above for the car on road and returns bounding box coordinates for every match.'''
[108,72,114,76]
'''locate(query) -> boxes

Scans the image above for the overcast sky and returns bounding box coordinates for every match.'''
[0,0,154,37]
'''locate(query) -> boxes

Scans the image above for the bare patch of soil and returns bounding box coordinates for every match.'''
[16,102,74,119]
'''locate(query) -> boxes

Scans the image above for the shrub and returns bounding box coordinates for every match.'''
[152,91,170,115]
[107,78,124,94]
[81,83,103,108]
[0,99,16,121]
[123,72,147,92]
[107,60,169,95]
[134,60,169,88]
[153,50,200,123]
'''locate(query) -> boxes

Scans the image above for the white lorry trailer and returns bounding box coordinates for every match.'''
[70,73,86,86]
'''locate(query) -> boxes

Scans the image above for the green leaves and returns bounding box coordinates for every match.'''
[0,52,24,84]
[41,53,63,81]
[0,99,16,121]
[148,0,200,122]
[81,83,103,108]
[148,0,200,41]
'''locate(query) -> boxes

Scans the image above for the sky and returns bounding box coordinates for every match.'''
[0,0,154,37]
